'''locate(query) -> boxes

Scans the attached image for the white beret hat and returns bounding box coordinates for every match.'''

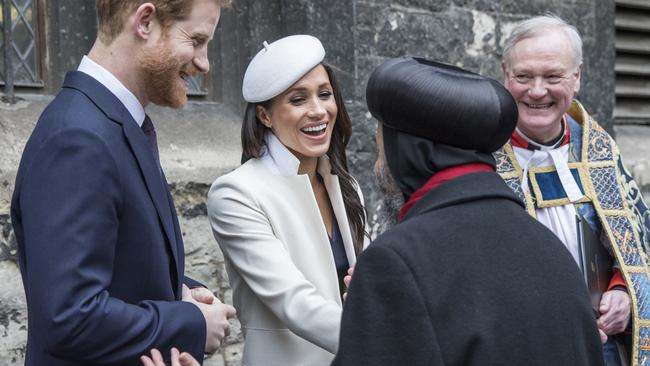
[242,35,326,103]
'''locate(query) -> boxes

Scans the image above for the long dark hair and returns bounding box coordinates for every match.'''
[241,63,367,254]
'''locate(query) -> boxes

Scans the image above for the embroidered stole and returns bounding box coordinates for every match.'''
[495,100,650,365]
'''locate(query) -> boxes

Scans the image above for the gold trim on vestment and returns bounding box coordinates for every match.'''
[500,143,537,217]
[527,163,591,208]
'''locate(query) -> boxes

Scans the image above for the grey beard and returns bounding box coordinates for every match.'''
[374,162,404,236]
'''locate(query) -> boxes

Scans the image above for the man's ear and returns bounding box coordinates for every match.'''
[573,63,583,96]
[132,3,157,40]
[256,105,272,128]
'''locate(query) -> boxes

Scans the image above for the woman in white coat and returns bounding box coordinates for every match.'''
[207,35,367,366]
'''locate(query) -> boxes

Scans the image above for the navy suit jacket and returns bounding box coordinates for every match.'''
[11,71,206,365]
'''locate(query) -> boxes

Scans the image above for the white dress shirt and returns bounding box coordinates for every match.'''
[513,144,585,268]
[77,55,145,127]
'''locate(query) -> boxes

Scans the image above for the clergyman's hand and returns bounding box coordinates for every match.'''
[140,348,199,366]
[598,289,631,335]
[182,285,236,353]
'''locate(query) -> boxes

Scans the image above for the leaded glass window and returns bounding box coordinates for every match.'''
[187,74,207,96]
[0,0,41,87]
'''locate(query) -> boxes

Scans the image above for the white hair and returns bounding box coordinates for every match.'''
[502,14,583,70]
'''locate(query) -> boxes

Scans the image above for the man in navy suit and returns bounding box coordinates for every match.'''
[11,1,235,364]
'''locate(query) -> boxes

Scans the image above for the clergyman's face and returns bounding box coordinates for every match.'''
[374,123,404,232]
[502,29,581,143]
[138,0,221,108]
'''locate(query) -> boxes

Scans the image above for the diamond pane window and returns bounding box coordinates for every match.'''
[1,0,41,87]
[187,74,207,96]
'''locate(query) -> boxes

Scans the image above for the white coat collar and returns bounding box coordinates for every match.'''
[260,132,356,266]
[261,132,332,176]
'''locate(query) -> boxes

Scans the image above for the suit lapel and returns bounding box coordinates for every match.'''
[62,71,181,292]
[121,118,180,278]
[161,169,183,295]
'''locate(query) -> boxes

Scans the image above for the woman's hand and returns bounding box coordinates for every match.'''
[343,266,354,301]
[140,348,200,366]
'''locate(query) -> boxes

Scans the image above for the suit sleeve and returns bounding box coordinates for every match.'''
[207,177,342,353]
[184,276,206,289]
[332,244,444,366]
[18,128,205,364]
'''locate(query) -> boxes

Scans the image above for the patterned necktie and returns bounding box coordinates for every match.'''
[141,115,160,163]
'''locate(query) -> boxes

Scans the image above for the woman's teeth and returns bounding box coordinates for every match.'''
[301,123,327,134]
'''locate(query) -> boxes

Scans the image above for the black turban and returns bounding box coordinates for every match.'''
[366,57,518,198]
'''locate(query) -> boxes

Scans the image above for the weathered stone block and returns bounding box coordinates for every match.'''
[203,352,226,366]
[0,261,27,364]
[452,0,567,14]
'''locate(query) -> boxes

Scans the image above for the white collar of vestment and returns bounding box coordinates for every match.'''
[77,55,146,127]
[512,144,569,169]
[512,144,584,203]
[261,132,332,177]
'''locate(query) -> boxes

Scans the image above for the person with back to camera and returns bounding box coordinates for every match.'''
[332,57,604,366]
[207,34,367,366]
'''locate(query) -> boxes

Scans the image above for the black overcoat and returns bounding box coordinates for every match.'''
[333,172,604,366]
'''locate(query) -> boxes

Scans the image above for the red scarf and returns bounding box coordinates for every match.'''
[398,163,495,221]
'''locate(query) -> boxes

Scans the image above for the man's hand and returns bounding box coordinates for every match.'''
[182,285,236,353]
[343,267,354,302]
[190,286,215,304]
[598,329,608,344]
[598,290,631,336]
[140,348,199,366]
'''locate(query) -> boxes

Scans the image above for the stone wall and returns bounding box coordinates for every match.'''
[0,0,629,365]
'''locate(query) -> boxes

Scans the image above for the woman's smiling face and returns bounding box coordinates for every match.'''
[257,64,337,164]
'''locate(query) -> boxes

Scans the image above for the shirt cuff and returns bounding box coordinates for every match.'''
[607,269,626,291]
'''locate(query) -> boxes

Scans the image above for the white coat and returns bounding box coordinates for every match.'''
[207,133,363,366]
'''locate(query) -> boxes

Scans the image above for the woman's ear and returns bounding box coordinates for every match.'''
[256,105,272,128]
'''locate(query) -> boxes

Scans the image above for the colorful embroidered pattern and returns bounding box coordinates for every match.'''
[591,167,624,210]
[494,147,515,172]
[608,215,644,267]
[504,177,526,203]
[586,120,613,162]
[631,272,650,318]
[638,326,650,364]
